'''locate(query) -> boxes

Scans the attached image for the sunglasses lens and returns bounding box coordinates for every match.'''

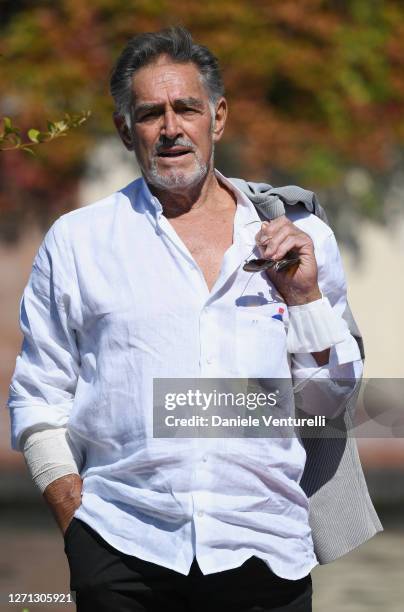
[243,258,275,272]
[275,256,300,271]
[243,254,300,273]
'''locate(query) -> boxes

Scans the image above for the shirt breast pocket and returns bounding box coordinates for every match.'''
[235,305,288,378]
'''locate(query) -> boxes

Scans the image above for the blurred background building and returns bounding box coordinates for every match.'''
[1,1,403,610]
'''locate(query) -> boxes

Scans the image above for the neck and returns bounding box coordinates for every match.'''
[147,168,225,219]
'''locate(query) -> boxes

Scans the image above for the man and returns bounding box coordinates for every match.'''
[7,26,382,611]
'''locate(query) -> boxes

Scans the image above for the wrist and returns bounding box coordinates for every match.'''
[43,474,82,534]
[284,287,322,307]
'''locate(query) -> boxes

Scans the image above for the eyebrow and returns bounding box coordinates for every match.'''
[133,97,205,116]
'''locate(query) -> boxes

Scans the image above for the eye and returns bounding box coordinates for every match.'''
[179,107,199,115]
[137,110,160,122]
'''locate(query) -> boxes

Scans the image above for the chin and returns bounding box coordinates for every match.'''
[148,165,208,191]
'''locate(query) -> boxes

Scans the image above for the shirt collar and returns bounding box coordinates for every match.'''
[213,169,262,237]
[137,168,261,229]
[137,176,163,217]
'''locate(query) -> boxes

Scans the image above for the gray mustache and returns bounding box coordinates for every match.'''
[155,138,195,154]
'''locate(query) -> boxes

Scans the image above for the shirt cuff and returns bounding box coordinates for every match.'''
[332,335,362,365]
[286,294,352,355]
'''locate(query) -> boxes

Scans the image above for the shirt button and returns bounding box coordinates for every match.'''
[197,510,204,517]
[202,456,208,462]
[206,357,213,364]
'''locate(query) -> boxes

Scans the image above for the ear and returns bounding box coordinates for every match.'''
[113,113,134,151]
[212,97,228,144]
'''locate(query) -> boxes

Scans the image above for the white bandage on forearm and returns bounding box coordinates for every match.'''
[23,427,81,493]
[287,295,350,354]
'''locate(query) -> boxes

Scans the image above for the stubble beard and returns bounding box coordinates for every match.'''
[143,143,214,192]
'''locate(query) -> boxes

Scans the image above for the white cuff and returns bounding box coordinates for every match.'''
[287,295,350,354]
[332,335,362,365]
[23,427,81,493]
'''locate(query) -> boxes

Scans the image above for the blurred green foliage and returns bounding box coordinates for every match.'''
[0,111,91,153]
[1,0,404,239]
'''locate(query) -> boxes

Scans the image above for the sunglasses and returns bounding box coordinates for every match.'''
[243,252,300,273]
[243,251,300,272]
[241,220,300,273]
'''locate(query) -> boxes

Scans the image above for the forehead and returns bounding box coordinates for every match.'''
[131,56,208,104]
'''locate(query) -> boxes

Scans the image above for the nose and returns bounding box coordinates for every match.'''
[161,109,182,140]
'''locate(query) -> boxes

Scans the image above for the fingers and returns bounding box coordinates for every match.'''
[255,218,290,248]
[255,222,272,247]
[263,234,307,261]
[260,225,293,257]
[255,219,313,261]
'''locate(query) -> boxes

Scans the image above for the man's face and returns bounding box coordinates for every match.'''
[115,55,226,191]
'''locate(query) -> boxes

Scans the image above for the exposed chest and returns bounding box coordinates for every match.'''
[168,208,236,291]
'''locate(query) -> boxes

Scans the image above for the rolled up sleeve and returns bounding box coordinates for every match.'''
[7,217,79,451]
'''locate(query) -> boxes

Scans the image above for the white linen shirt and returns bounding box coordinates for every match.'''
[7,170,362,579]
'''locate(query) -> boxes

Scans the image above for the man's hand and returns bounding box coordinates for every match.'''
[43,474,83,535]
[256,217,331,365]
[255,217,321,306]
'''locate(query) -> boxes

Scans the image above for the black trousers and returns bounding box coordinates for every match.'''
[64,518,312,612]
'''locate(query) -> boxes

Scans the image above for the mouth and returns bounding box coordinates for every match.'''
[157,147,193,158]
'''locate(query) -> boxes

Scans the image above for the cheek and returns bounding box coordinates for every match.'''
[189,125,214,156]
[134,129,158,158]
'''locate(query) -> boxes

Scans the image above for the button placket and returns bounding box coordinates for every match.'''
[199,304,217,372]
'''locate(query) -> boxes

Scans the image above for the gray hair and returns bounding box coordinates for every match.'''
[110,26,225,127]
